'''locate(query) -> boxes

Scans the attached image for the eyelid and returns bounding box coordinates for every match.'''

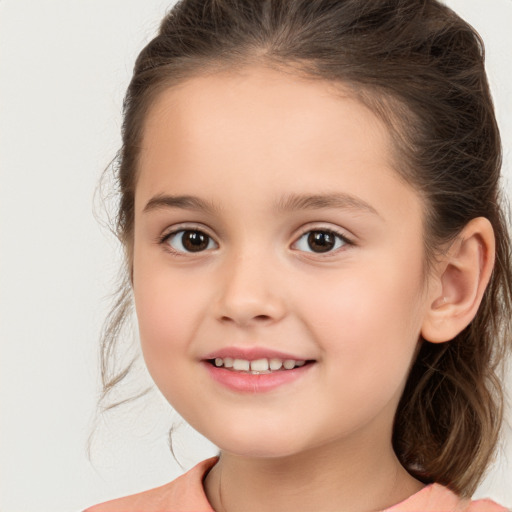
[294,223,354,241]
[159,222,215,240]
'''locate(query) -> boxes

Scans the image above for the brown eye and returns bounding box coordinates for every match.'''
[166,229,216,253]
[307,231,335,252]
[293,230,348,254]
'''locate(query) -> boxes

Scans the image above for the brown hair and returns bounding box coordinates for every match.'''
[99,0,512,496]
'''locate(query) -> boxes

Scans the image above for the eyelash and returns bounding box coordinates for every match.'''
[158,226,354,257]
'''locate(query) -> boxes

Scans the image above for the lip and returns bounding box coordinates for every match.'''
[201,346,316,393]
[203,346,309,361]
[201,350,315,393]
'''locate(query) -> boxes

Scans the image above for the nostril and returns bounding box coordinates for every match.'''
[220,314,272,323]
[254,314,272,321]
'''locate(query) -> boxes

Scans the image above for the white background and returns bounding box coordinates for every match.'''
[0,1,511,511]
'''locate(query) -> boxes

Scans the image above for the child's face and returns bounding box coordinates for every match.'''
[132,66,431,458]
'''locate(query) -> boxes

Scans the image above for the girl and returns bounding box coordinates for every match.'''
[86,0,512,510]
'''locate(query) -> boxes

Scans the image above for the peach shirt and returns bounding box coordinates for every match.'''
[85,457,508,512]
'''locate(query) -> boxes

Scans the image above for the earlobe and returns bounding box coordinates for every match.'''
[421,217,495,344]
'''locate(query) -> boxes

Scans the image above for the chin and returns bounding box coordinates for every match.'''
[209,428,310,460]
[181,405,322,460]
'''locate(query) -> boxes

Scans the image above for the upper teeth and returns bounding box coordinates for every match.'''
[214,357,306,372]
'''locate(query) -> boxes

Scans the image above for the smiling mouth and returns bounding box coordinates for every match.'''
[206,357,314,374]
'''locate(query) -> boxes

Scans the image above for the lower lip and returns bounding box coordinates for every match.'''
[203,362,313,393]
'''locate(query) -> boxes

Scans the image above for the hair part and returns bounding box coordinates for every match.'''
[98,0,512,496]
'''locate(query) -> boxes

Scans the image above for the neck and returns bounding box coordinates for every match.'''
[204,439,424,512]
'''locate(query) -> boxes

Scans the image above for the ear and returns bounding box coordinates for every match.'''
[421,217,496,343]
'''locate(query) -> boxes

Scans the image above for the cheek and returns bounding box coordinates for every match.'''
[133,282,207,413]
[132,261,207,377]
[301,253,425,380]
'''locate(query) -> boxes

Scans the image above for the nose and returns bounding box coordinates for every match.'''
[213,250,287,327]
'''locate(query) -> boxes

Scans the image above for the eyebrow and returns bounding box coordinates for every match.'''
[275,193,381,217]
[143,192,380,218]
[143,194,219,215]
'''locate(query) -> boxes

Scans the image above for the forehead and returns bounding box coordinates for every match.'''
[147,66,364,119]
[141,66,387,150]
[136,65,421,223]
[139,67,390,174]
